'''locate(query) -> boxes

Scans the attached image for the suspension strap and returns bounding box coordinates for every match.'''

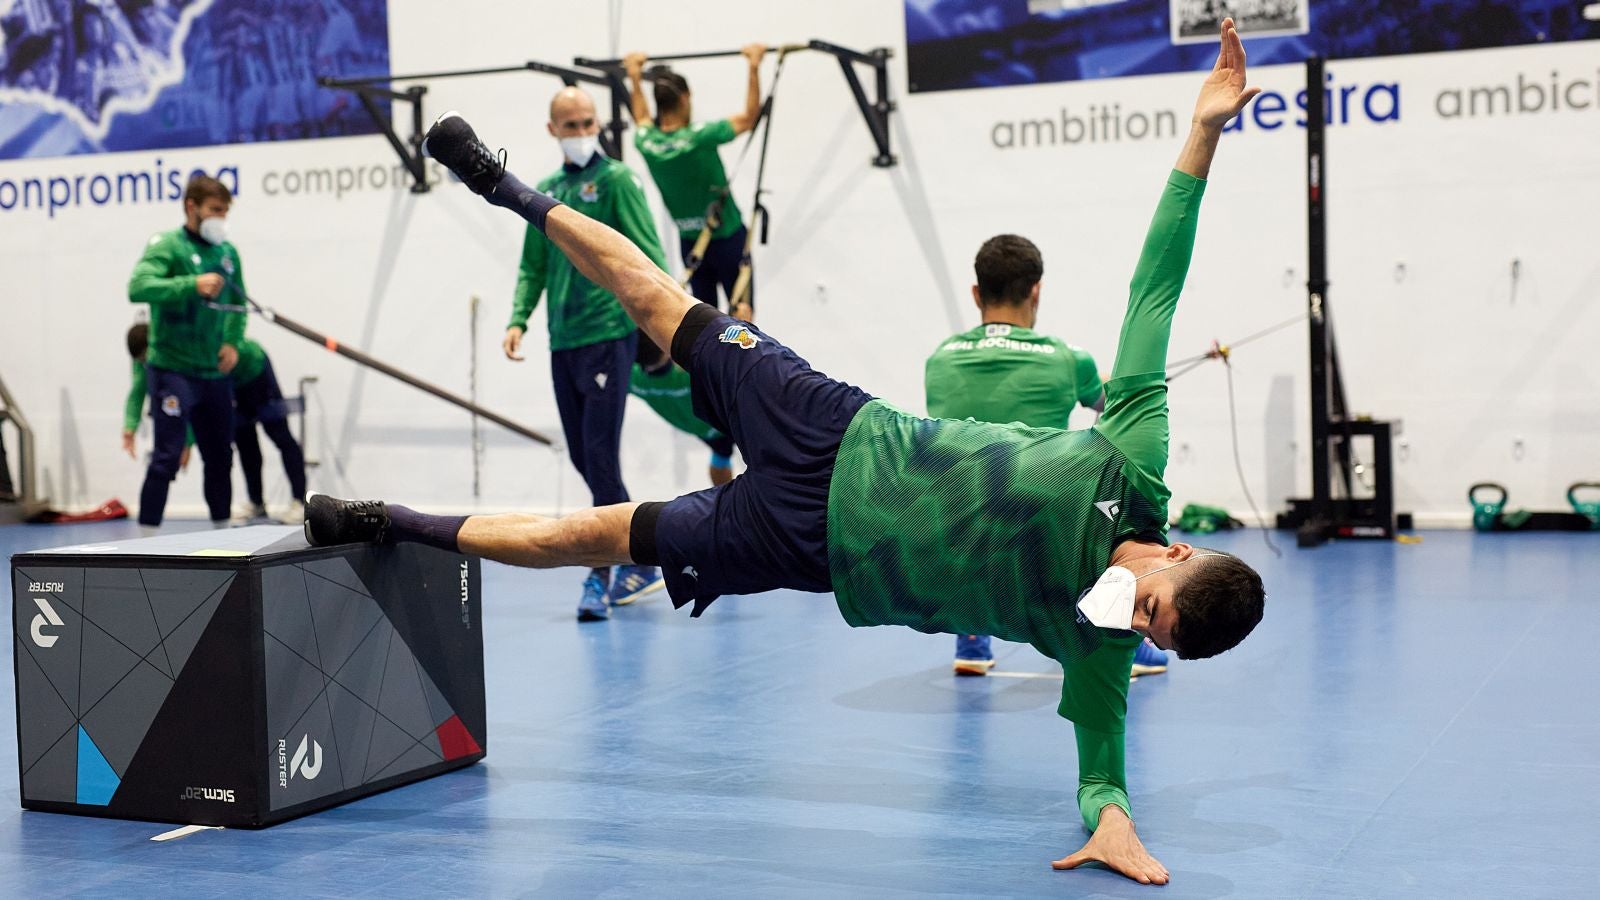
[728,208,761,314]
[677,47,793,303]
[677,193,724,289]
[725,47,795,314]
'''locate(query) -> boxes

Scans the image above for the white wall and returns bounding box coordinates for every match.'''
[2,1,1596,525]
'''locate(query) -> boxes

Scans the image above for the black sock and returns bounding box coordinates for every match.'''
[486,172,561,231]
[386,504,467,553]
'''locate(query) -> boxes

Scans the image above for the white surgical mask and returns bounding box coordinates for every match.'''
[1076,553,1222,631]
[560,134,599,168]
[198,216,228,246]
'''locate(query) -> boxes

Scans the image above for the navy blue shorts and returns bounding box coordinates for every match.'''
[629,305,872,616]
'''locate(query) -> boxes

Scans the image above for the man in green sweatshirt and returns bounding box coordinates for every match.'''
[500,86,670,620]
[310,21,1265,885]
[126,175,245,528]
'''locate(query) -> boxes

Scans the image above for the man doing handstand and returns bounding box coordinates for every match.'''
[305,20,1265,885]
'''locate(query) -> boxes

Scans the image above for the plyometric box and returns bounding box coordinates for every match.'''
[10,526,485,827]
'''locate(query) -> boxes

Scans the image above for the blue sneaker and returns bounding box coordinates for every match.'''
[610,565,664,606]
[576,571,610,621]
[1131,638,1169,677]
[954,634,994,676]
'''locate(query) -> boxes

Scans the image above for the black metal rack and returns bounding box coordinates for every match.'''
[575,40,897,168]
[316,38,899,192]
[0,370,46,522]
[1276,57,1402,547]
[317,60,636,193]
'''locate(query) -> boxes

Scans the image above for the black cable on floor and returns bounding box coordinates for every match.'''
[1224,358,1282,558]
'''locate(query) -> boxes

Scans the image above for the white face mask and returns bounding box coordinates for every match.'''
[1076,553,1222,631]
[198,215,228,246]
[559,134,599,168]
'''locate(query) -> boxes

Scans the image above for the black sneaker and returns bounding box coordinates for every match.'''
[303,492,390,546]
[423,111,505,195]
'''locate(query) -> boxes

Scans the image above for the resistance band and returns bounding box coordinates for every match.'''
[207,279,554,446]
[728,46,799,313]
[1164,314,1314,557]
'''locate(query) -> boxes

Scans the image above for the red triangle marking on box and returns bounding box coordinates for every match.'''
[435,714,482,760]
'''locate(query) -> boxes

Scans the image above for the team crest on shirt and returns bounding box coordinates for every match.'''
[985,324,1012,337]
[718,325,760,350]
[161,395,182,417]
[579,181,599,203]
[220,256,235,276]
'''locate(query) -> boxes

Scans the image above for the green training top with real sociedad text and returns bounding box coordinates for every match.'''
[128,227,247,378]
[827,169,1205,833]
[511,155,669,351]
[925,324,1103,428]
[633,120,743,241]
[628,363,723,441]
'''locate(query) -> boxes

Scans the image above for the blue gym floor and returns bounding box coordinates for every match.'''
[3,521,1597,898]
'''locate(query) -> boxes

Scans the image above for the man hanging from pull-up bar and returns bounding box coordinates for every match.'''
[307,20,1266,885]
[624,43,766,320]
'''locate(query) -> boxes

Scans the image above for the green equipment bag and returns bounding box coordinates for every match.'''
[1174,503,1244,535]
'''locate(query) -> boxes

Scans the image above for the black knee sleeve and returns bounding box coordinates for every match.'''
[670,303,722,370]
[630,501,665,565]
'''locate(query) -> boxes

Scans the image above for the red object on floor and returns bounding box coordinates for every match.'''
[29,498,129,524]
[435,714,482,760]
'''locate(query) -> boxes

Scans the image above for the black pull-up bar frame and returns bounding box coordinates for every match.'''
[317,59,634,193]
[572,42,808,67]
[317,38,898,193]
[575,39,897,168]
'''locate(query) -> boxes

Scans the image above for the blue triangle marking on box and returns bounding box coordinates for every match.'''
[76,726,120,806]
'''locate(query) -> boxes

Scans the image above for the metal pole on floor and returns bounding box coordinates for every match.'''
[469,295,482,498]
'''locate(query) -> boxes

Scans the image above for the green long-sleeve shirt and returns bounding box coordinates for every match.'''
[231,337,267,385]
[124,359,149,433]
[629,362,721,440]
[128,227,247,378]
[510,155,667,351]
[827,170,1205,832]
